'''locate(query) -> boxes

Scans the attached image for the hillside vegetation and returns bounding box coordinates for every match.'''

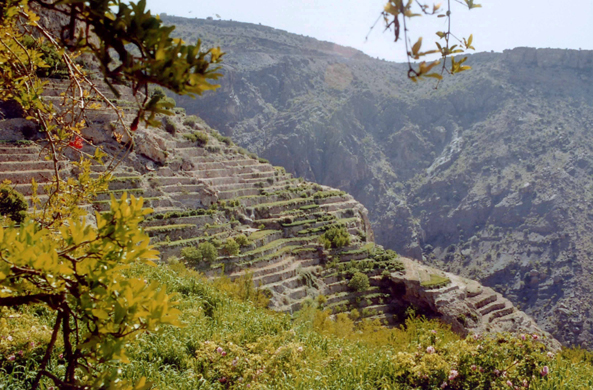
[164,15,593,348]
[3,261,593,389]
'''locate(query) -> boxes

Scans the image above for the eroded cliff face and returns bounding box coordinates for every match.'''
[161,15,593,348]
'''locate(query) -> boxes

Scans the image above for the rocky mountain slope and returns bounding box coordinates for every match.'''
[161,15,593,347]
[0,78,557,348]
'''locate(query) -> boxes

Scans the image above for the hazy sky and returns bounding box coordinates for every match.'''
[145,0,593,62]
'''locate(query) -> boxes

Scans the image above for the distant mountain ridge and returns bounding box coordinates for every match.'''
[163,15,593,348]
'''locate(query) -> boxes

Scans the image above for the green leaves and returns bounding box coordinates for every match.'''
[0,193,178,388]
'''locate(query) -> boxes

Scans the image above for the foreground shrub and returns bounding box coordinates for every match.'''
[0,195,180,389]
[3,260,591,390]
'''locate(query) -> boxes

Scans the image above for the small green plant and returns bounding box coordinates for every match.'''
[235,234,250,247]
[0,185,27,224]
[183,131,208,146]
[163,116,177,135]
[183,115,199,127]
[348,272,370,292]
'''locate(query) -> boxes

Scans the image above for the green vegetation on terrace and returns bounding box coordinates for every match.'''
[237,245,301,267]
[153,231,227,248]
[239,236,316,258]
[313,190,346,199]
[247,229,277,241]
[421,273,452,289]
[144,223,196,232]
[281,218,316,227]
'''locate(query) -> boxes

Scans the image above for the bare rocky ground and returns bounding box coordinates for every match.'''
[0,82,559,349]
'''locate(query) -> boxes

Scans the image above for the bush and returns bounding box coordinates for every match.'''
[183,131,208,146]
[163,116,177,135]
[222,238,240,256]
[181,246,203,263]
[348,272,370,292]
[199,242,218,262]
[320,226,350,249]
[183,115,199,127]
[235,234,250,247]
[0,185,27,223]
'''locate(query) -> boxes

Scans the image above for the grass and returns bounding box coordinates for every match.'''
[248,229,277,241]
[4,262,593,389]
[144,224,196,233]
[281,218,316,227]
[420,273,452,289]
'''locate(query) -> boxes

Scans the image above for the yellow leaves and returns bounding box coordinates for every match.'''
[384,1,399,16]
[450,56,471,74]
[463,34,475,50]
[411,37,423,57]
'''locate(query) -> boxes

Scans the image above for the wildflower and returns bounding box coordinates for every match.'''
[540,366,549,376]
[471,365,477,371]
[17,350,23,356]
[68,136,84,150]
[238,377,243,382]
[219,377,227,384]
[473,333,480,340]
[532,334,539,340]
[59,354,64,359]
[520,334,526,341]
[30,341,36,347]
[494,369,500,376]
[431,330,437,334]
[7,336,12,342]
[547,352,555,359]
[448,369,459,381]
[479,367,484,373]
[339,348,342,354]
[506,380,513,387]
[501,371,507,378]
[8,355,15,361]
[426,346,436,354]
[216,347,224,354]
[440,382,447,389]
[221,351,227,356]
[523,379,528,387]
[232,358,239,366]
[297,346,303,352]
